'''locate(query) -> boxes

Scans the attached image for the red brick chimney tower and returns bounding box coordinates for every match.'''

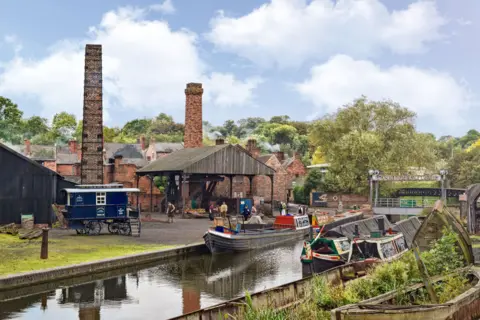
[24,139,31,157]
[184,83,203,148]
[80,44,104,184]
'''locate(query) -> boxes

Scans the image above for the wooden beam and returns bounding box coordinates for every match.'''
[136,175,140,211]
[249,176,253,196]
[150,175,154,213]
[229,175,233,198]
[270,175,274,205]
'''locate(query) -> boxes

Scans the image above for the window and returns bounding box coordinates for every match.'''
[96,192,106,205]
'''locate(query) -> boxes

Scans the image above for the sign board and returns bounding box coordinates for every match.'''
[372,174,441,182]
[459,194,467,201]
[75,195,83,204]
[294,216,310,229]
[117,207,125,216]
[311,192,328,207]
[96,207,105,217]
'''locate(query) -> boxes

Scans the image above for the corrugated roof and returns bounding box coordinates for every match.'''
[137,144,275,175]
[139,144,227,173]
[154,142,184,153]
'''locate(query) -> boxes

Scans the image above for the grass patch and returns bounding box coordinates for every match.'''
[0,234,174,276]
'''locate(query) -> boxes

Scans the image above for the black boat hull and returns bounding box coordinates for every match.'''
[204,228,309,254]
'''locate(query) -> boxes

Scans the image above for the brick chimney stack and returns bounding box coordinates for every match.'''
[68,139,77,153]
[24,139,31,157]
[246,138,260,158]
[215,138,225,145]
[184,83,203,148]
[140,135,146,151]
[274,151,285,162]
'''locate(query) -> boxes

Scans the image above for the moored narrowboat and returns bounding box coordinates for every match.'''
[203,214,310,254]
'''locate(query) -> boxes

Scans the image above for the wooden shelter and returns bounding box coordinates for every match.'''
[136,144,276,212]
[466,184,480,234]
[0,142,76,225]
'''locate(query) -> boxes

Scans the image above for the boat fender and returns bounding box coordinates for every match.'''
[333,196,338,201]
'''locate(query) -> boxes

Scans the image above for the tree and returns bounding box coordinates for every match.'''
[311,147,327,164]
[457,129,480,149]
[448,148,480,188]
[309,97,436,194]
[22,116,49,139]
[122,118,151,137]
[271,124,297,145]
[269,115,290,124]
[52,112,77,142]
[0,96,23,143]
[103,126,120,142]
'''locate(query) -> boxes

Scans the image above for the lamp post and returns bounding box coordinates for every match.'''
[368,169,380,206]
[439,169,448,203]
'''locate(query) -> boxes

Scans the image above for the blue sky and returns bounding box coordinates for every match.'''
[0,0,478,137]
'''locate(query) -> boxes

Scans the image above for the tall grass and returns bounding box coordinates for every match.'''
[233,227,469,319]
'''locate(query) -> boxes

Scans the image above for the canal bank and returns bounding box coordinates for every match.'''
[0,218,215,289]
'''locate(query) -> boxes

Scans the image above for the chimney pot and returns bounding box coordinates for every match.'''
[68,139,77,154]
[274,151,285,162]
[140,135,146,151]
[24,139,31,157]
[184,82,203,148]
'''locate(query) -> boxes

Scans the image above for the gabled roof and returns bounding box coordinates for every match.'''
[0,142,61,177]
[154,142,184,153]
[257,155,273,164]
[137,144,275,176]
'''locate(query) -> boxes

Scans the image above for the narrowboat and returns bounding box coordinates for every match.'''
[203,214,310,254]
[301,230,409,273]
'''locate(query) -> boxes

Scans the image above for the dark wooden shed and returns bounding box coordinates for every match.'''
[136,144,276,212]
[0,142,76,225]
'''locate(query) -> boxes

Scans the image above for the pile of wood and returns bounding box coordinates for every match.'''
[0,223,43,240]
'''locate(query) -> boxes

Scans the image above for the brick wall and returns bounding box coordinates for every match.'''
[81,44,104,184]
[253,156,288,203]
[215,176,252,198]
[310,193,369,208]
[43,160,56,172]
[57,164,80,177]
[184,83,203,148]
[285,157,307,193]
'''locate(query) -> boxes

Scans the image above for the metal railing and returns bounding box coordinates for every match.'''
[375,198,438,208]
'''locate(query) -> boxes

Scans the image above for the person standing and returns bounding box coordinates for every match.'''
[281,202,287,216]
[220,201,228,219]
[167,202,175,223]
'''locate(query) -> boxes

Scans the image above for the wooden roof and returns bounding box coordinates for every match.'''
[137,144,275,176]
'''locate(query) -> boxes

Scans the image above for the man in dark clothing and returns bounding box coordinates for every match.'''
[242,205,251,220]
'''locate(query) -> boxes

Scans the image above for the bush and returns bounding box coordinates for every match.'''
[293,185,308,204]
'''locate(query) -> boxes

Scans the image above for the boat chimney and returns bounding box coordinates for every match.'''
[354,224,359,237]
[378,216,385,235]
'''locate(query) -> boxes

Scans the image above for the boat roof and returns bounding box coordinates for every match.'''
[354,233,404,243]
[63,188,141,193]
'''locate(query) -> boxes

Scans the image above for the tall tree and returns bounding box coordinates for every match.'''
[0,96,23,143]
[122,118,151,137]
[309,97,436,193]
[51,112,77,142]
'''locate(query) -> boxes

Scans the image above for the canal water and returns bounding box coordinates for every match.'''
[0,240,306,320]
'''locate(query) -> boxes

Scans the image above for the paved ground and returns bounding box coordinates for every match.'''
[50,217,213,246]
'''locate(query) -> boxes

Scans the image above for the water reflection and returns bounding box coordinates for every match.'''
[0,240,305,320]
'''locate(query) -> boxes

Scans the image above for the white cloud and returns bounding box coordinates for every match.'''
[0,6,260,124]
[295,55,474,129]
[207,0,447,68]
[150,0,176,14]
[3,34,23,53]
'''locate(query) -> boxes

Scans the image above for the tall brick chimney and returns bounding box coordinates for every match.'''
[274,151,285,162]
[24,139,31,157]
[184,83,203,148]
[80,44,104,184]
[140,135,146,151]
[68,139,77,153]
[246,138,260,158]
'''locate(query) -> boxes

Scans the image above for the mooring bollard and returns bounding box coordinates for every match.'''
[40,228,49,259]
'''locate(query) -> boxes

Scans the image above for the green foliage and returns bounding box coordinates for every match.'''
[447,147,480,188]
[293,185,308,204]
[421,226,465,276]
[51,112,77,142]
[0,96,23,143]
[309,97,437,194]
[303,169,323,195]
[153,176,168,192]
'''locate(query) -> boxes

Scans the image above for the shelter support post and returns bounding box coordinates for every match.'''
[248,176,253,196]
[369,178,373,204]
[229,175,233,198]
[269,175,274,207]
[136,176,140,211]
[181,173,187,218]
[374,181,379,207]
[150,175,153,212]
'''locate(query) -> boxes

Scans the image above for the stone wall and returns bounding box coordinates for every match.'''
[310,192,369,208]
[184,83,203,148]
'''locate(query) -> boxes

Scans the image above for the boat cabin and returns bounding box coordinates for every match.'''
[62,184,141,221]
[274,215,310,231]
[348,232,408,262]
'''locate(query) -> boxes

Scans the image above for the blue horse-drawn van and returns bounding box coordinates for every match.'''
[62,184,141,236]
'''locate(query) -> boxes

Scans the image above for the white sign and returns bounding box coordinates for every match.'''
[294,216,310,229]
[118,207,125,215]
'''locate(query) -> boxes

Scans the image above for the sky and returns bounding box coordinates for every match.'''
[0,0,478,137]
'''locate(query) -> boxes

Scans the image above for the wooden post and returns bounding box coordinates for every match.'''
[249,176,253,196]
[270,175,274,212]
[229,175,233,198]
[182,173,187,218]
[413,242,438,303]
[40,228,49,259]
[136,176,140,210]
[150,175,154,212]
